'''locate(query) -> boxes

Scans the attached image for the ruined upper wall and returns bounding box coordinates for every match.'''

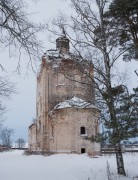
[37,36,95,112]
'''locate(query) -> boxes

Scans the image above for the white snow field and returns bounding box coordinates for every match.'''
[0,150,138,180]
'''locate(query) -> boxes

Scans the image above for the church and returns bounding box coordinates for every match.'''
[28,35,100,155]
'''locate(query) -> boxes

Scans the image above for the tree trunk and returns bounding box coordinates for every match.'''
[115,144,126,176]
[107,97,126,176]
[135,44,138,59]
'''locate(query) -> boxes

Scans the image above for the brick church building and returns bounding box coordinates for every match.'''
[28,35,100,155]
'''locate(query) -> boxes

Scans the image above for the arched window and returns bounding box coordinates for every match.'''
[80,126,86,135]
[39,120,41,132]
[58,73,65,85]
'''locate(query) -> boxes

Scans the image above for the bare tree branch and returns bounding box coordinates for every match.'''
[0,0,45,72]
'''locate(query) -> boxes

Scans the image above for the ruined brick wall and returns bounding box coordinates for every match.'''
[29,59,100,154]
[29,36,100,154]
[41,59,95,112]
[28,123,37,151]
[48,108,100,155]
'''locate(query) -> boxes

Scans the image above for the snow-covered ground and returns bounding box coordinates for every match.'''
[0,150,138,180]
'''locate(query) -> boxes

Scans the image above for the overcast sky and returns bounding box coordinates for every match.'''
[0,0,138,143]
[0,0,72,142]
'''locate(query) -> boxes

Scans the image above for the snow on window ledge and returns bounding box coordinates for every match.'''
[80,134,88,137]
[56,84,67,88]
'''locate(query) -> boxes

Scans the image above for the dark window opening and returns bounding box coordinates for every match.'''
[80,126,86,135]
[52,125,54,137]
[81,148,85,153]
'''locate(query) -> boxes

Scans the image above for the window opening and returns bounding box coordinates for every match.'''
[80,126,86,135]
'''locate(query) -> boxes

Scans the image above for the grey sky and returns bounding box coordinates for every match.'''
[0,0,138,143]
[1,0,72,142]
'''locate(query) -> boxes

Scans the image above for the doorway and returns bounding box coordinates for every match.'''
[81,148,86,153]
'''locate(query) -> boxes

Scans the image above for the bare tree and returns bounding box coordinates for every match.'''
[0,76,15,98]
[16,138,25,149]
[0,127,14,147]
[0,76,15,122]
[46,0,138,176]
[0,0,44,72]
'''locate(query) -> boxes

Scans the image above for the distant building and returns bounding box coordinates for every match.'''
[12,143,28,150]
[28,36,100,155]
[0,145,9,151]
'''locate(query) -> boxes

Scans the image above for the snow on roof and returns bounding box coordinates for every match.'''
[41,49,91,71]
[46,49,60,58]
[46,49,72,60]
[54,96,98,110]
